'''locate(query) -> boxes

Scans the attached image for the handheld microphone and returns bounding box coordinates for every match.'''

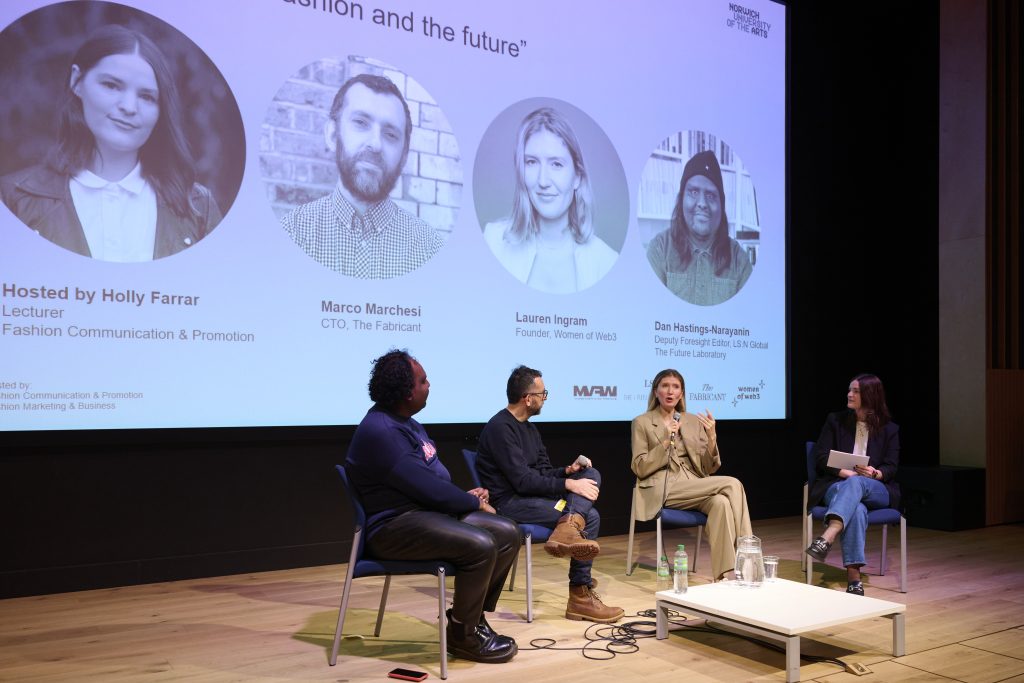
[670,411,681,441]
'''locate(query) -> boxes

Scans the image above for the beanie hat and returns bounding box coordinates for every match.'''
[679,149,726,208]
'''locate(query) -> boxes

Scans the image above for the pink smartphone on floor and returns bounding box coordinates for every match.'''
[387,668,428,681]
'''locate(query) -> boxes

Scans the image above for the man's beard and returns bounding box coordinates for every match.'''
[337,145,402,204]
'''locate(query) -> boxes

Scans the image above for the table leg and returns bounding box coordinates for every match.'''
[785,635,801,682]
[891,613,905,656]
[656,600,668,639]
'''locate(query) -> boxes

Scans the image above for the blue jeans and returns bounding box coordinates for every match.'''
[822,476,890,567]
[493,468,601,586]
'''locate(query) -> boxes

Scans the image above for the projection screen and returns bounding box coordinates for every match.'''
[0,0,786,430]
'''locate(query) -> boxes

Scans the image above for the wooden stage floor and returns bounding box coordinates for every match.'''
[2,517,1023,682]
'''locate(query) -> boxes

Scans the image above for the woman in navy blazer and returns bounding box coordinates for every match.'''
[806,373,900,596]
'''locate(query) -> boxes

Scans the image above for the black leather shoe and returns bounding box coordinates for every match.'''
[846,581,865,596]
[477,613,516,649]
[447,609,516,652]
[446,613,517,663]
[805,536,832,562]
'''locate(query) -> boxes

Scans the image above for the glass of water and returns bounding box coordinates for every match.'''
[763,555,779,581]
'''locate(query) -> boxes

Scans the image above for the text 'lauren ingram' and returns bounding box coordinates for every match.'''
[516,312,588,328]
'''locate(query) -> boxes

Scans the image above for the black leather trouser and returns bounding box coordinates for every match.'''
[366,509,520,626]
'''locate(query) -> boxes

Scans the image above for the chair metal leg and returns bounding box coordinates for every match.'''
[330,530,363,666]
[656,517,664,569]
[525,534,534,622]
[373,575,391,637]
[626,504,637,575]
[508,545,519,592]
[801,483,811,575]
[802,514,807,573]
[805,514,813,584]
[438,567,448,680]
[899,517,908,593]
[879,524,889,576]
[330,569,355,666]
[693,526,702,573]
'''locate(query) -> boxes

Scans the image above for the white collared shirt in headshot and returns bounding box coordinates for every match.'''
[70,162,158,262]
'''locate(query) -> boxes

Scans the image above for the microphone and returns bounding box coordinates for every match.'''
[670,411,681,442]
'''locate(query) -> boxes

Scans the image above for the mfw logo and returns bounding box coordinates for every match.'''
[573,385,618,398]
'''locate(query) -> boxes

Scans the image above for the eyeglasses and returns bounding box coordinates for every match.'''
[524,390,549,399]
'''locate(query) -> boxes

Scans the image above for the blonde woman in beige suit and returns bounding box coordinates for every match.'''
[630,368,752,581]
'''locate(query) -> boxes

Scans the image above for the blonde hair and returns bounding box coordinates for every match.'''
[505,107,593,244]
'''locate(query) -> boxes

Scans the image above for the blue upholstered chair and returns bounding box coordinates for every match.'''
[331,464,457,678]
[625,485,706,575]
[461,449,550,623]
[802,442,908,592]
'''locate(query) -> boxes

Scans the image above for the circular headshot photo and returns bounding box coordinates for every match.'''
[474,98,628,294]
[0,1,245,262]
[263,56,461,280]
[638,131,759,306]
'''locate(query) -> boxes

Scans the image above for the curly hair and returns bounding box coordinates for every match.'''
[368,349,415,409]
[506,365,542,404]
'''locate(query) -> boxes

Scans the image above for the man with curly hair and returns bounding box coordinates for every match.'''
[345,349,519,663]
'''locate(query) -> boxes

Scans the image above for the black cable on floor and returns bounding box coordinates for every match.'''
[519,620,642,660]
[517,607,847,670]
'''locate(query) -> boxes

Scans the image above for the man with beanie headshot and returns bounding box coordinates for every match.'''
[646,149,753,305]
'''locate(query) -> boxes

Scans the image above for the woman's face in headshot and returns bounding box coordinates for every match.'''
[523,128,580,222]
[72,51,160,158]
[682,174,722,239]
[656,375,683,411]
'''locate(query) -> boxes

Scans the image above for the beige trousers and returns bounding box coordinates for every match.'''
[663,471,752,579]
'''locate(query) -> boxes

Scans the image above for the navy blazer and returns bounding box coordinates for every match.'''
[808,410,901,511]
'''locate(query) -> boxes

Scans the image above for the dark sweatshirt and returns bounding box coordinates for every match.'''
[346,405,479,537]
[476,408,567,506]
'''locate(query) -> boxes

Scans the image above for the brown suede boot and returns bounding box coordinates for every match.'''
[544,513,600,560]
[565,583,624,623]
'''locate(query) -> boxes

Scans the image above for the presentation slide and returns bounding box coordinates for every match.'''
[0,0,786,430]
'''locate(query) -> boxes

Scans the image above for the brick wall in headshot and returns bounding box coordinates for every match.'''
[261,56,462,234]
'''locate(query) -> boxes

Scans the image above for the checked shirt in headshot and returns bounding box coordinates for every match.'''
[279,74,445,280]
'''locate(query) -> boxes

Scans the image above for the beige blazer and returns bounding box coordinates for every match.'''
[630,409,721,521]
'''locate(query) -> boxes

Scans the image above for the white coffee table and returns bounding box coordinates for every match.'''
[655,579,905,682]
